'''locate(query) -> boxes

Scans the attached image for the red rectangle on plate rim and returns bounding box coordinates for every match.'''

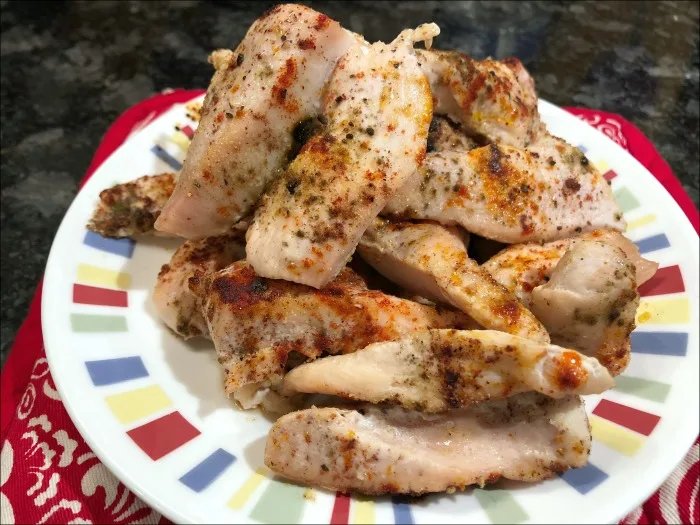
[638,265,685,297]
[126,411,200,460]
[593,399,661,436]
[331,492,351,525]
[73,283,128,307]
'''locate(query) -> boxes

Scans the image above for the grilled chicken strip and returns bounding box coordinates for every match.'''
[191,261,475,398]
[358,219,549,341]
[418,50,542,148]
[246,24,439,288]
[283,329,613,411]
[265,393,591,495]
[530,240,640,376]
[88,173,176,238]
[383,138,625,243]
[153,234,245,338]
[154,4,358,239]
[483,229,658,306]
[87,118,472,240]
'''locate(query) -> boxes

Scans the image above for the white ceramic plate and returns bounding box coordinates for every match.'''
[43,96,699,524]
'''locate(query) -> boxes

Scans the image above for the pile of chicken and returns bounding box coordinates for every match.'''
[88,4,658,496]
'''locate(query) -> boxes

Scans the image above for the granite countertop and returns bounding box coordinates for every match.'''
[1,0,698,367]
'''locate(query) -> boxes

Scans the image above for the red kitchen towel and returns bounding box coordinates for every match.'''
[0,91,698,525]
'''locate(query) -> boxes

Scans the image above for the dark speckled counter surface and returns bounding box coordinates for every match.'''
[1,0,699,367]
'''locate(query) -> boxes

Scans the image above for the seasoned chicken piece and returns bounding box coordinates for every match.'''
[383,140,625,243]
[246,24,439,288]
[483,239,570,306]
[153,234,245,338]
[265,393,591,495]
[530,240,640,376]
[88,173,176,238]
[283,329,613,411]
[358,219,549,341]
[418,50,542,148]
[483,229,658,306]
[427,116,478,153]
[191,261,475,398]
[154,4,358,239]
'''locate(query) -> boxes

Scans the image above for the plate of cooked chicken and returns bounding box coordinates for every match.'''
[42,4,699,524]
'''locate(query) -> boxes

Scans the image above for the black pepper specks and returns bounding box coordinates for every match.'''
[286,178,301,195]
[250,277,268,294]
